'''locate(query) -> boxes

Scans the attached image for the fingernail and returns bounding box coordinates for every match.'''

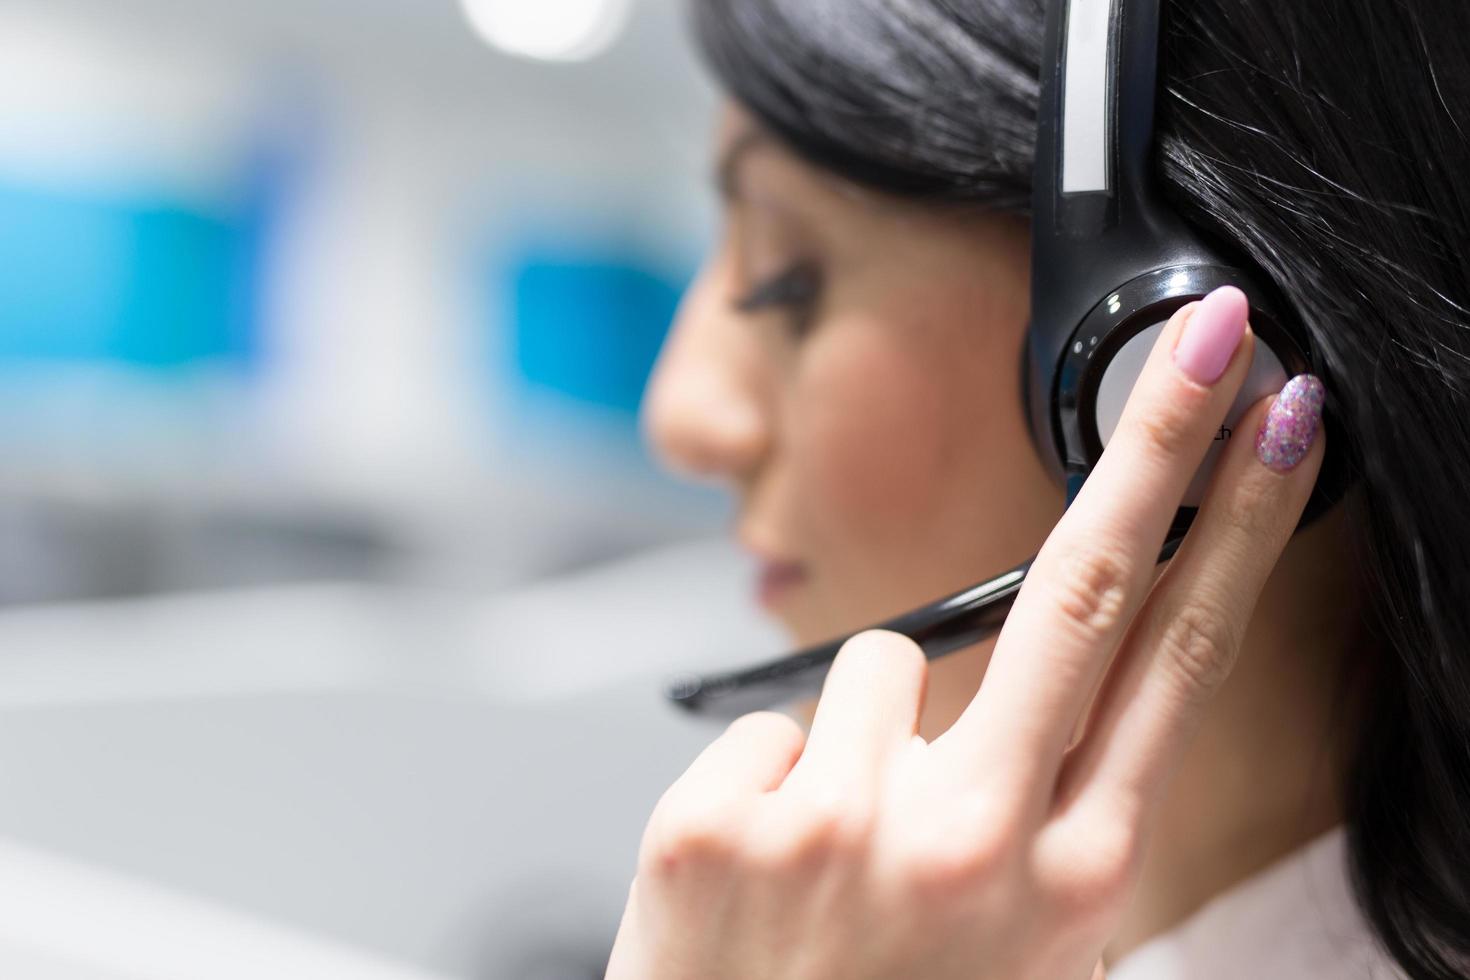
[1171,285,1249,385]
[1255,374,1325,472]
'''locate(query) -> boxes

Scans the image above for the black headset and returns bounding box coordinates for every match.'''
[665,0,1344,719]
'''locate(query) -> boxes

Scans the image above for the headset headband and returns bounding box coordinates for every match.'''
[1027,0,1250,486]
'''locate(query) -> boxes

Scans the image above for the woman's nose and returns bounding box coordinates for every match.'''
[642,276,770,484]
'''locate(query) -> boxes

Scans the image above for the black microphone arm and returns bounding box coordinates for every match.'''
[663,533,1186,721]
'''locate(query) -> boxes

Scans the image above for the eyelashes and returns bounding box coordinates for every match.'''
[734,261,823,336]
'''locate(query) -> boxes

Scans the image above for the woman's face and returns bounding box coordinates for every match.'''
[642,103,1066,734]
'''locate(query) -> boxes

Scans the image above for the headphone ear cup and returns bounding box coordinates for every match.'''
[1049,266,1325,527]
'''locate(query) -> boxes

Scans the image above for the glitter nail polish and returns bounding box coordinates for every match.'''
[1256,374,1325,472]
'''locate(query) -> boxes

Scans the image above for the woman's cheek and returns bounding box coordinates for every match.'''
[795,330,950,559]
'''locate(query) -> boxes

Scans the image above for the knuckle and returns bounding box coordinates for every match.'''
[901,801,1016,897]
[905,834,1005,898]
[1157,601,1240,701]
[1131,399,1198,461]
[752,795,873,871]
[1048,546,1132,644]
[641,799,743,879]
[1050,822,1139,917]
[1218,480,1279,543]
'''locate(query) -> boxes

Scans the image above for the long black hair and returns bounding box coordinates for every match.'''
[692,0,1470,976]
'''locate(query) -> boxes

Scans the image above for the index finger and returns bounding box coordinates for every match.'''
[934,286,1255,809]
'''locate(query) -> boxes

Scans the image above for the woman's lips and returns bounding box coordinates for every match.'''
[757,560,808,609]
[737,525,808,609]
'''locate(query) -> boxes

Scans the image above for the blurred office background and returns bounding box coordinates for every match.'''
[0,0,722,602]
[0,0,781,976]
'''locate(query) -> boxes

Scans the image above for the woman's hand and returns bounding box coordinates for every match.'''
[605,287,1326,980]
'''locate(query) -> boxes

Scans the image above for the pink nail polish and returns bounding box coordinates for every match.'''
[1171,285,1249,385]
[1255,374,1325,472]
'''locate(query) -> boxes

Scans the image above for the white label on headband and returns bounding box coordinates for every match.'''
[1062,0,1116,194]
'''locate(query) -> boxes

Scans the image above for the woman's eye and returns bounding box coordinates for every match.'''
[733,262,822,336]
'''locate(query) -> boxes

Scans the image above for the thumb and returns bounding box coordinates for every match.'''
[1090,960,1107,980]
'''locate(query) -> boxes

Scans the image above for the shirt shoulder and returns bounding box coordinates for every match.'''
[1108,824,1408,980]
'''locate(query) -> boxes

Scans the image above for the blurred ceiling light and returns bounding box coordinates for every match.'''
[459,0,632,62]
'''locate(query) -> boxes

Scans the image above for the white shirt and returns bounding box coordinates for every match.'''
[1110,824,1408,979]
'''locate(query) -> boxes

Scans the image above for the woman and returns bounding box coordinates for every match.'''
[612,0,1469,976]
